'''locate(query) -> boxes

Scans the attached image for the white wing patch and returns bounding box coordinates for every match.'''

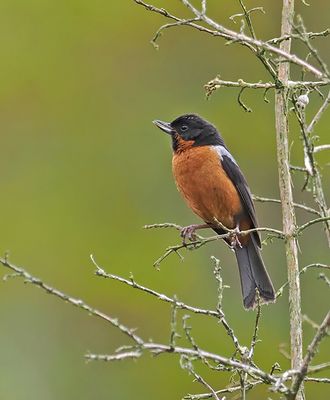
[212,145,238,166]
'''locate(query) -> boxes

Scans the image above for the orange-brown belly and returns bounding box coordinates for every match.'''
[172,146,242,229]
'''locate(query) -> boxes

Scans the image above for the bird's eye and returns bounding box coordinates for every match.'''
[181,125,188,132]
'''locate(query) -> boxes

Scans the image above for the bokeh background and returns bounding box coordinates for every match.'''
[0,1,329,399]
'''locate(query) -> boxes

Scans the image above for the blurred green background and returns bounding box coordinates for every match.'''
[0,1,329,399]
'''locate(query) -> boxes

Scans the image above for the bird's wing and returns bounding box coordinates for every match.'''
[214,145,261,248]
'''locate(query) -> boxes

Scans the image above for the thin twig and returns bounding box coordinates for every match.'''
[145,223,284,268]
[85,351,142,362]
[308,361,330,374]
[294,15,330,78]
[314,144,330,153]
[318,273,330,288]
[252,194,321,216]
[134,0,327,78]
[0,254,291,393]
[181,356,221,400]
[90,255,220,318]
[0,256,144,345]
[296,216,330,235]
[267,28,330,44]
[183,380,262,400]
[290,311,330,398]
[87,342,286,389]
[276,263,330,297]
[248,294,261,361]
[307,90,330,134]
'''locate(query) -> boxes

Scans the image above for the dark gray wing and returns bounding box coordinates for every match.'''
[214,145,261,248]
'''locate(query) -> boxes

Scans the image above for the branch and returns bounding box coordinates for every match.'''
[90,254,219,318]
[294,15,330,78]
[307,89,330,134]
[86,350,142,362]
[318,273,330,288]
[0,256,144,345]
[1,254,289,393]
[133,0,327,79]
[144,223,284,268]
[296,216,330,235]
[92,254,244,353]
[183,380,262,400]
[276,263,330,297]
[181,356,222,400]
[308,361,330,374]
[267,28,330,44]
[205,77,329,98]
[290,311,330,398]
[314,144,330,153]
[294,95,330,246]
[274,3,304,400]
[252,194,321,216]
[86,343,286,390]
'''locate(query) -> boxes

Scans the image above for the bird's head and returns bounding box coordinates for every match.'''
[153,114,223,152]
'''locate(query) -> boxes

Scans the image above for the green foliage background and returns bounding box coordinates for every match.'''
[0,1,329,399]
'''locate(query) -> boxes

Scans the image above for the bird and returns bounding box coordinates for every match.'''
[153,113,275,309]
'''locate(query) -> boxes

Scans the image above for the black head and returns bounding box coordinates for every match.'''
[153,114,224,151]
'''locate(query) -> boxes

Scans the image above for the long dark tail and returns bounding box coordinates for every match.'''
[234,239,275,309]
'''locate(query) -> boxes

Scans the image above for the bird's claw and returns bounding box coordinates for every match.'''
[229,226,243,249]
[180,225,198,245]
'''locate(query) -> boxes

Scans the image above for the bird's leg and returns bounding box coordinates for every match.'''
[180,223,210,244]
[228,225,243,249]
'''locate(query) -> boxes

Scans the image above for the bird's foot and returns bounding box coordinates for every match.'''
[228,226,243,249]
[180,225,199,244]
[180,223,210,245]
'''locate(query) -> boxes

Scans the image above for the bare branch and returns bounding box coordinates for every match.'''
[85,351,142,362]
[252,194,321,216]
[308,361,330,374]
[303,314,321,330]
[144,223,284,268]
[87,341,286,389]
[276,263,330,297]
[181,356,222,400]
[307,90,330,134]
[267,28,330,44]
[0,256,144,345]
[294,15,330,78]
[90,255,220,318]
[248,294,261,361]
[133,0,327,78]
[183,380,262,400]
[318,273,330,288]
[304,377,330,384]
[274,4,304,400]
[290,311,330,398]
[296,216,330,235]
[314,144,330,153]
[294,99,330,245]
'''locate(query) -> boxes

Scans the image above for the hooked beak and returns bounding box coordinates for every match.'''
[153,119,174,135]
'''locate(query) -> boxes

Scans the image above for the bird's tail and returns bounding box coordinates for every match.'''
[234,239,275,309]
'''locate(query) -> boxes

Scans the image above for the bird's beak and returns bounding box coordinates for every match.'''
[153,120,174,135]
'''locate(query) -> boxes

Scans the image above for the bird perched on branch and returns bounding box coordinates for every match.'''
[153,114,275,309]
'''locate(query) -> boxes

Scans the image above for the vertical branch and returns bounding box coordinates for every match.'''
[274,1,303,400]
[295,96,330,247]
